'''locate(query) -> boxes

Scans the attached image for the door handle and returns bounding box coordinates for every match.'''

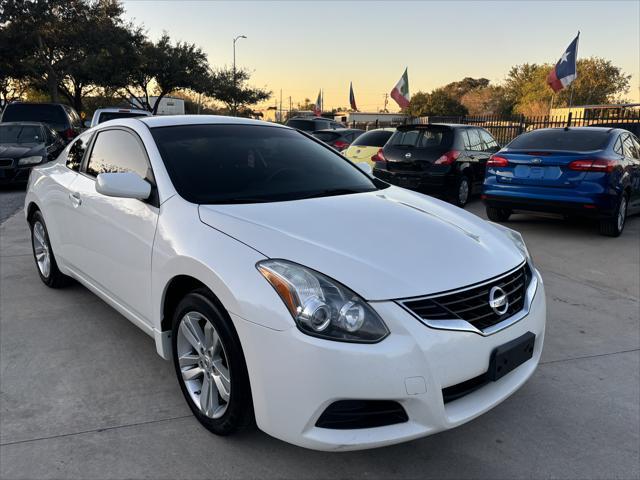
[69,192,82,207]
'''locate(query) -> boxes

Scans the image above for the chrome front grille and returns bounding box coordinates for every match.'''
[400,263,532,334]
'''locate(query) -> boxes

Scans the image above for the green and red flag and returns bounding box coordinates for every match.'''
[349,82,357,111]
[390,68,410,108]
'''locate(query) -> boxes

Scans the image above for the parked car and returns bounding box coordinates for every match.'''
[25,115,545,451]
[87,107,151,127]
[0,122,66,185]
[373,124,500,207]
[285,116,344,132]
[312,128,364,151]
[483,127,640,237]
[0,102,82,142]
[343,128,395,166]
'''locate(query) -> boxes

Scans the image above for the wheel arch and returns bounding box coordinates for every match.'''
[26,201,40,223]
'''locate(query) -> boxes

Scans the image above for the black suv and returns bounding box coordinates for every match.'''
[372,124,500,207]
[1,102,82,143]
[285,116,345,132]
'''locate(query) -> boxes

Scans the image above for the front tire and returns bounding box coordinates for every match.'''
[172,289,253,436]
[486,205,512,222]
[599,193,628,237]
[29,210,71,288]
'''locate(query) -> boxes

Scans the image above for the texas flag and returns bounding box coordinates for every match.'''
[547,32,580,93]
[313,89,322,116]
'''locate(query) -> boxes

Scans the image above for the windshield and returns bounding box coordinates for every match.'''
[2,104,67,130]
[352,130,393,147]
[0,125,43,144]
[151,124,385,204]
[98,111,148,123]
[388,127,453,148]
[507,129,610,151]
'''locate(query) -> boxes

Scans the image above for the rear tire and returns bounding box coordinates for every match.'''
[599,193,628,237]
[486,206,512,222]
[172,288,254,436]
[451,175,471,208]
[29,210,71,288]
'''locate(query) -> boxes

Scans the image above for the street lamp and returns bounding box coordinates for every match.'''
[232,35,247,116]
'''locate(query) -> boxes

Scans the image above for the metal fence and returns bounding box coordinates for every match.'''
[349,111,640,145]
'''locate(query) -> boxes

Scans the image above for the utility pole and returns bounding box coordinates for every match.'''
[289,96,292,119]
[279,89,282,123]
[232,34,247,116]
[382,93,389,113]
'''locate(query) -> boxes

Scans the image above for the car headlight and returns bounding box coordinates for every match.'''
[257,259,389,343]
[18,155,44,166]
[490,222,534,267]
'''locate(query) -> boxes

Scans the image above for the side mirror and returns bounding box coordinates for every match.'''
[356,162,373,175]
[96,172,151,200]
[83,120,92,128]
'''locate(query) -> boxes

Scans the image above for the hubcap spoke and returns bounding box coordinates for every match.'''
[200,374,218,417]
[180,314,206,353]
[33,222,51,277]
[182,366,204,381]
[178,353,199,367]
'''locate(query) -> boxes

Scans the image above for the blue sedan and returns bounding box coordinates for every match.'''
[482,127,640,236]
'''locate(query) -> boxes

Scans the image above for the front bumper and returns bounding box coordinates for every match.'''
[0,163,31,185]
[233,269,546,451]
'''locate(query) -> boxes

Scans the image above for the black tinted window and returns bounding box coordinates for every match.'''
[150,124,383,204]
[3,104,67,129]
[86,129,150,178]
[313,131,340,142]
[508,129,610,151]
[66,131,93,171]
[98,112,148,124]
[352,130,393,147]
[389,127,453,148]
[0,124,43,143]
[286,119,314,131]
[389,129,421,146]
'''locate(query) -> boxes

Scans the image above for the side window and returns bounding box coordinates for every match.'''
[66,132,93,171]
[621,134,636,158]
[466,129,483,151]
[315,120,330,130]
[479,129,499,151]
[86,129,150,179]
[613,136,623,155]
[630,135,640,159]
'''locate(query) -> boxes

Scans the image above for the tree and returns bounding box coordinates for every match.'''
[440,77,490,101]
[406,89,468,117]
[206,67,270,116]
[124,33,212,114]
[461,86,513,116]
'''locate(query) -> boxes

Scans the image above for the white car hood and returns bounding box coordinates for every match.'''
[198,187,524,300]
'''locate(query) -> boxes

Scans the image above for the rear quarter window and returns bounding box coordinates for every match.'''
[508,129,610,151]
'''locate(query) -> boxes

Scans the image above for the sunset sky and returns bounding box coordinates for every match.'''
[122,0,640,112]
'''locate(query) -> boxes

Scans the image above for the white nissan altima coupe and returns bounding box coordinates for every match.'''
[24,115,545,451]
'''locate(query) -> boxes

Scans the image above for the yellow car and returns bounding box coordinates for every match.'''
[343,128,396,167]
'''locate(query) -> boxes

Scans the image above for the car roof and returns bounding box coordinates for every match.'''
[524,127,615,133]
[396,123,467,131]
[313,128,363,133]
[0,121,47,127]
[95,107,150,114]
[140,115,289,129]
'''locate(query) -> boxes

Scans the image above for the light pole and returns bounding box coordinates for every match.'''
[232,35,247,116]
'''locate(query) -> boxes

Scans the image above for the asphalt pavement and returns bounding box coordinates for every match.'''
[0,195,638,479]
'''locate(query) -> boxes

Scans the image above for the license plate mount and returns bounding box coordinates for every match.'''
[488,332,535,381]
